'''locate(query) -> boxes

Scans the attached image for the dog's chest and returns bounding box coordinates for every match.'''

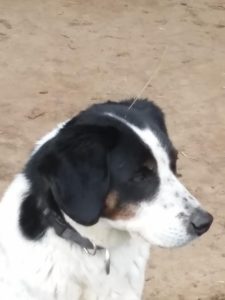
[47,236,150,300]
[0,226,149,300]
[82,243,149,300]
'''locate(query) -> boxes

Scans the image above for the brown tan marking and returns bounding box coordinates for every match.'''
[103,191,137,220]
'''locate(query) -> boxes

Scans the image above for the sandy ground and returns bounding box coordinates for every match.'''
[0,0,224,299]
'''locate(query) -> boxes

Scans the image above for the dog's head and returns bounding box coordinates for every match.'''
[23,99,213,248]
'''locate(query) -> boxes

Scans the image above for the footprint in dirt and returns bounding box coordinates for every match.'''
[0,19,12,42]
[0,19,12,29]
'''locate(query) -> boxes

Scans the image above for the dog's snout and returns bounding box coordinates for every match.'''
[189,208,213,236]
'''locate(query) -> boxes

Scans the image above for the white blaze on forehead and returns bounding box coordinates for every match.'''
[105,113,170,169]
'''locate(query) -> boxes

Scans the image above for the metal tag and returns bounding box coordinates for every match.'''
[105,249,111,275]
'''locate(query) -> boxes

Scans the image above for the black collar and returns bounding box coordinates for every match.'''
[44,208,110,275]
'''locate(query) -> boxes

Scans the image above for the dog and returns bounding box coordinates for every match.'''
[0,99,213,300]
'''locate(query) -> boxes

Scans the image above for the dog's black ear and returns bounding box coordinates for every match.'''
[35,124,118,226]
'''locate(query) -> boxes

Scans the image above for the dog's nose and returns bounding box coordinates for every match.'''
[189,208,213,236]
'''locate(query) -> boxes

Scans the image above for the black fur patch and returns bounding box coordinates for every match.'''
[20,194,47,239]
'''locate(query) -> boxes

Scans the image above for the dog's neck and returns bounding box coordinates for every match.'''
[64,213,132,250]
[3,174,146,254]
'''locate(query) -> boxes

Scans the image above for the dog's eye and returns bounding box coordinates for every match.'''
[131,166,154,182]
[143,158,157,172]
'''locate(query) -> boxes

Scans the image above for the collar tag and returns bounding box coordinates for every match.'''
[83,244,111,275]
[104,248,111,275]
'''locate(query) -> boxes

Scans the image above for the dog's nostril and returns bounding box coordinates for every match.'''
[189,209,213,236]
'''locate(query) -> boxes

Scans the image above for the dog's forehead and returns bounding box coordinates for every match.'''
[105,112,170,166]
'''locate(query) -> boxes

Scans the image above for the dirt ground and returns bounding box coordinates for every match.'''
[0,0,224,299]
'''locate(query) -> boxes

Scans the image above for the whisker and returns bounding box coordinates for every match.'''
[128,45,168,111]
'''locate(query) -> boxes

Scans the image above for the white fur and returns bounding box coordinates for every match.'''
[0,114,204,300]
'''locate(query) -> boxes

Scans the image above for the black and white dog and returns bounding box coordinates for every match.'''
[0,99,213,300]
